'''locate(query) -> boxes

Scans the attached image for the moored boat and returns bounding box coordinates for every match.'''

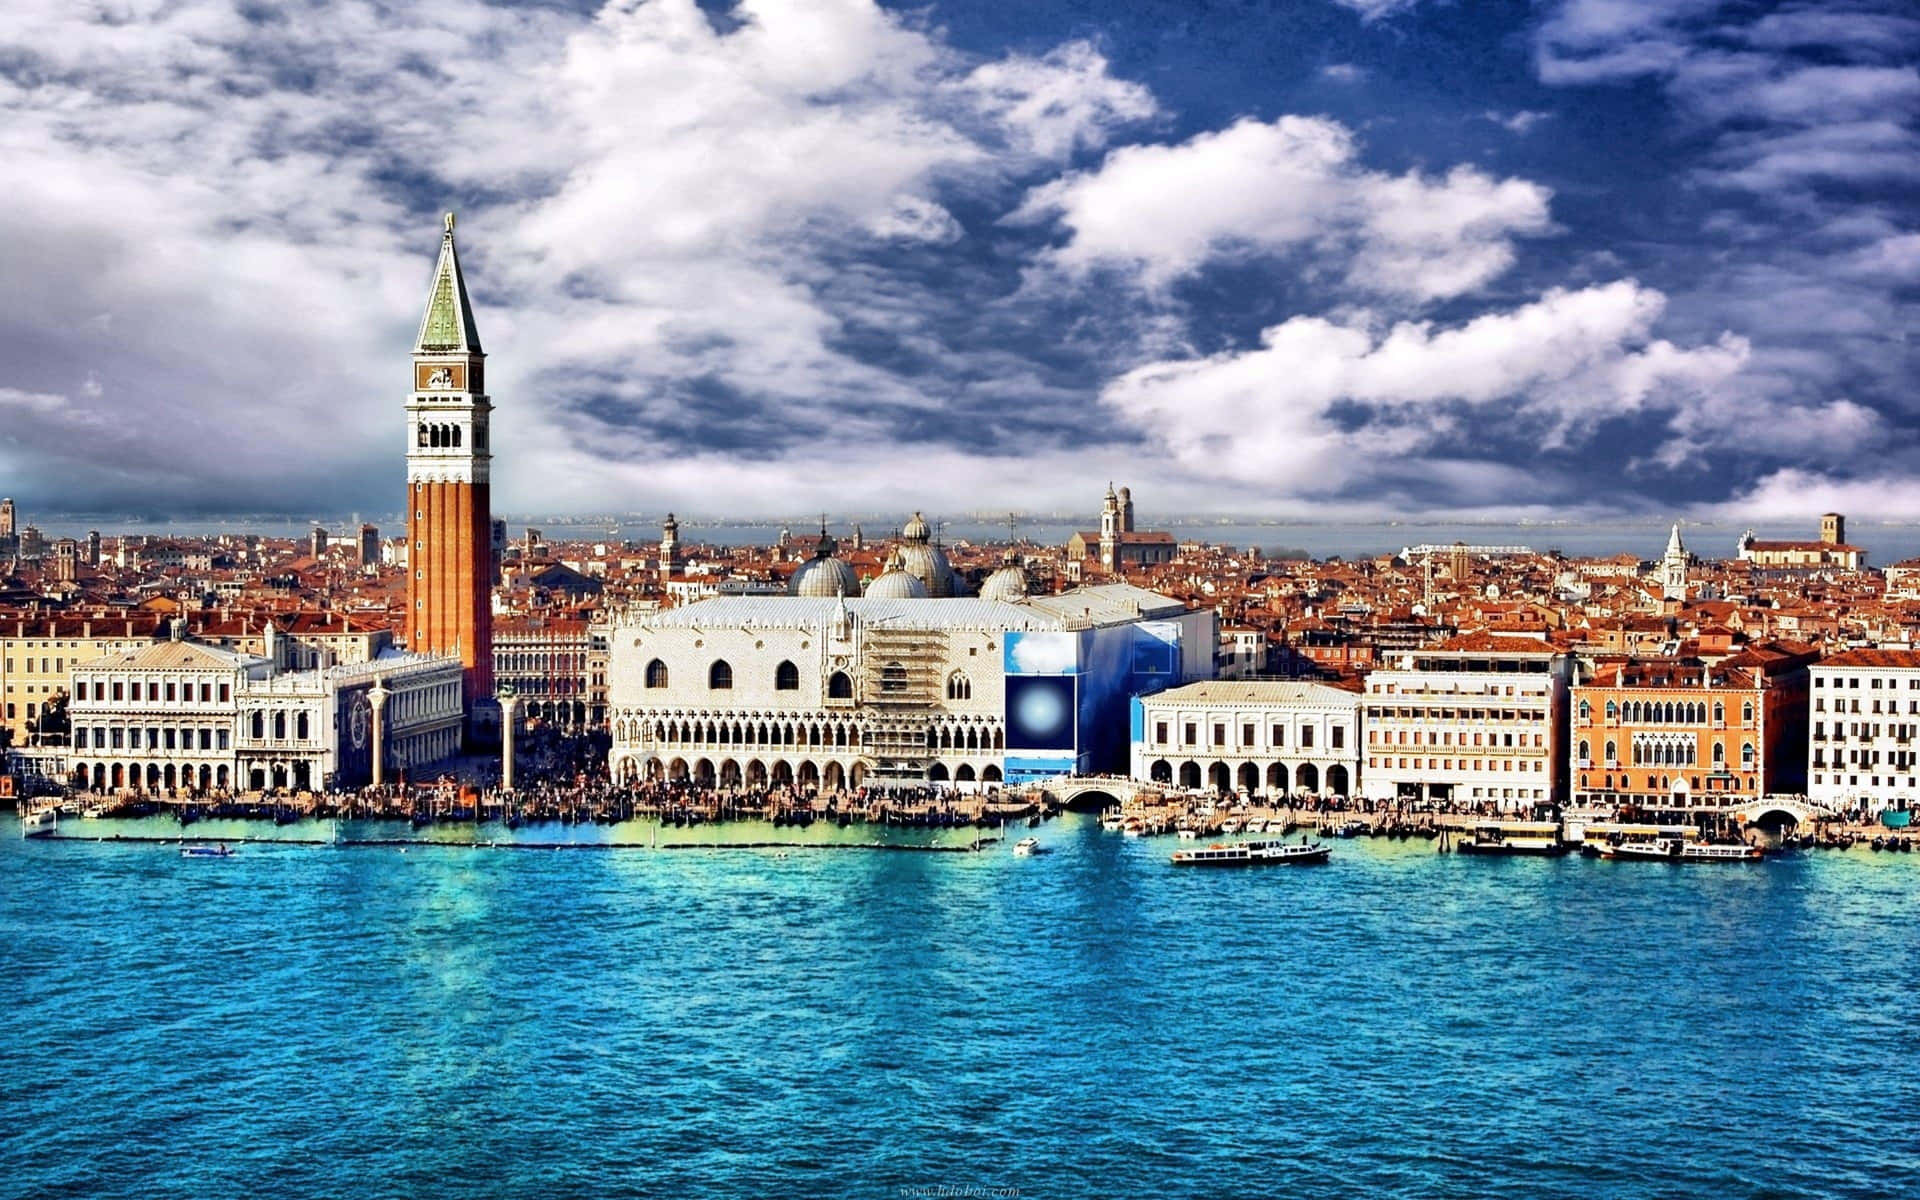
[1599,837,1763,863]
[180,843,235,858]
[1454,822,1569,857]
[1172,838,1330,867]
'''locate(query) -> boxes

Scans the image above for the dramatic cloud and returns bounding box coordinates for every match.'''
[1013,116,1553,300]
[1102,282,1753,506]
[0,0,1911,525]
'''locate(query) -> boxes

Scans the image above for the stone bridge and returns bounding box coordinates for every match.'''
[1729,796,1837,829]
[1040,775,1160,811]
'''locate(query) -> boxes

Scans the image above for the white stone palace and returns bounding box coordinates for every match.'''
[607,583,1215,791]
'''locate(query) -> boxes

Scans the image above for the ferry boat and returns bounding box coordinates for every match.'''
[1171,838,1331,867]
[1599,838,1762,863]
[180,844,236,859]
[1454,822,1569,857]
[1012,837,1041,857]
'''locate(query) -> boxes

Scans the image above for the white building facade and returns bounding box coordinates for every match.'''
[69,633,464,794]
[1132,680,1361,797]
[1360,634,1572,810]
[1808,649,1920,813]
[607,585,1214,792]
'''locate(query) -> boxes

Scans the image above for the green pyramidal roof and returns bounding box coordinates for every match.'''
[414,215,484,354]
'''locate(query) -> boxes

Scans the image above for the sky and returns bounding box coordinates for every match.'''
[1,0,1916,524]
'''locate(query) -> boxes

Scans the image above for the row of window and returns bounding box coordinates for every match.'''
[1814,698,1917,715]
[1814,675,1920,689]
[75,678,232,704]
[1364,707,1540,722]
[1369,758,1545,773]
[1813,722,1920,740]
[1575,739,1754,767]
[1576,698,1753,725]
[75,726,231,752]
[1369,730,1542,749]
[4,657,70,674]
[642,659,971,700]
[1150,721,1341,750]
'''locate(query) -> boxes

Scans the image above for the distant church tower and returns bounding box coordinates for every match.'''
[1661,522,1689,602]
[1821,512,1845,546]
[406,212,494,713]
[660,512,680,569]
[1099,483,1121,571]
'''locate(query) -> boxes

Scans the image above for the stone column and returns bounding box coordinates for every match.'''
[368,679,389,788]
[499,691,519,792]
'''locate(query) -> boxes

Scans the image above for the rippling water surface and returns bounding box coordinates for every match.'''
[5,821,1919,1200]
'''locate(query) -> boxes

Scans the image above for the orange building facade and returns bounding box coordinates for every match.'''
[405,214,494,712]
[1569,644,1814,808]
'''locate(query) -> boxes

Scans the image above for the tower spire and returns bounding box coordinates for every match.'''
[415,211,484,354]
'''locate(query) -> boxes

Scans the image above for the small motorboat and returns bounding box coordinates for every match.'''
[180,844,235,858]
[1012,837,1042,857]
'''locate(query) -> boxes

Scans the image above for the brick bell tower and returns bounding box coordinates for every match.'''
[407,212,494,721]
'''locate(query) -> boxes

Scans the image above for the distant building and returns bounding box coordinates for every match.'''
[1659,523,1689,602]
[309,525,329,559]
[357,523,380,567]
[1737,512,1864,570]
[1065,484,1175,571]
[1131,680,1360,797]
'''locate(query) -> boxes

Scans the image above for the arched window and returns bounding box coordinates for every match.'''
[1742,700,1754,724]
[296,712,310,740]
[1578,739,1590,762]
[881,663,907,694]
[250,711,264,739]
[775,660,799,691]
[947,672,971,701]
[1713,701,1724,725]
[1741,742,1755,766]
[645,659,669,689]
[828,671,853,700]
[708,660,733,690]
[1605,700,1618,721]
[451,426,462,448]
[273,712,287,740]
[1578,700,1590,721]
[1713,743,1725,765]
[1605,739,1616,763]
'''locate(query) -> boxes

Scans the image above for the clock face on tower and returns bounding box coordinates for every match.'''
[349,694,371,750]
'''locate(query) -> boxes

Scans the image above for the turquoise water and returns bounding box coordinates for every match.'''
[4,820,1918,1199]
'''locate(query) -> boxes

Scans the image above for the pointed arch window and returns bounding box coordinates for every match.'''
[828,671,853,700]
[947,672,971,701]
[1578,699,1590,721]
[708,660,733,690]
[775,660,799,691]
[1742,700,1754,724]
[1741,742,1755,767]
[645,659,669,689]
[1605,700,1617,722]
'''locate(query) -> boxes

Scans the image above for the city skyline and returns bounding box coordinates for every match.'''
[3,1,1916,522]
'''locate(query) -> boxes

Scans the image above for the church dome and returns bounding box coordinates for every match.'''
[788,526,860,597]
[895,511,958,596]
[790,555,861,597]
[865,567,930,600]
[979,562,1031,603]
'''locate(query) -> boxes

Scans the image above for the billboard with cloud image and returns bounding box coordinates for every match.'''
[1004,630,1082,676]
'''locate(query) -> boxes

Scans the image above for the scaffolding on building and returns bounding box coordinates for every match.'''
[859,625,946,784]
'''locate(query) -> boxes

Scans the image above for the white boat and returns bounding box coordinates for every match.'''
[20,808,58,838]
[1600,838,1763,863]
[1172,838,1331,867]
[1012,837,1041,856]
[1176,828,1198,841]
[180,843,235,859]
